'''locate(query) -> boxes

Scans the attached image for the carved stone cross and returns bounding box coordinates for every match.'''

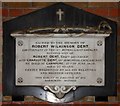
[56,9,64,21]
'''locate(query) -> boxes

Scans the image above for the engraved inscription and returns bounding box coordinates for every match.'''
[16,34,105,86]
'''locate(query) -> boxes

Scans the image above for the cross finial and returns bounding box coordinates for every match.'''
[56,9,64,21]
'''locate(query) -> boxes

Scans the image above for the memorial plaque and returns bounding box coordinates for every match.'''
[14,34,109,86]
[3,3,117,102]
